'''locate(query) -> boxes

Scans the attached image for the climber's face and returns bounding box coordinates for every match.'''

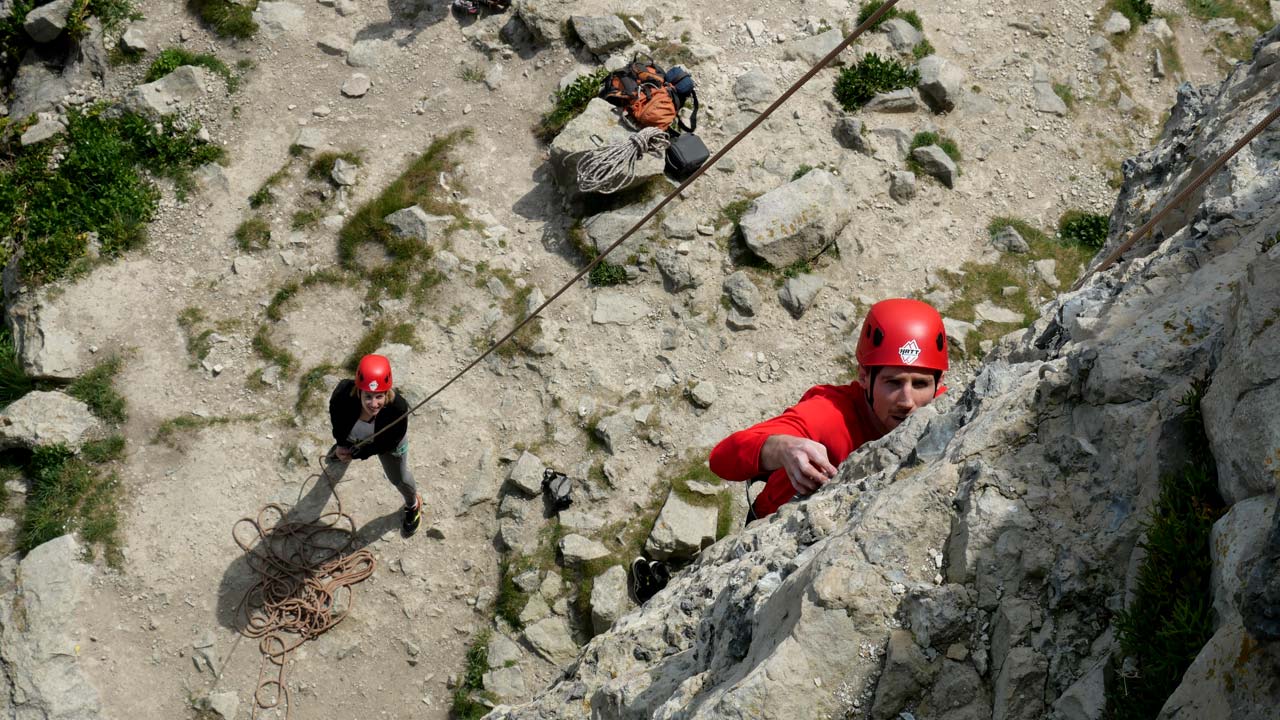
[360,390,388,418]
[859,365,938,431]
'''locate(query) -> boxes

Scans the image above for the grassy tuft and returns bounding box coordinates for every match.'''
[344,319,418,371]
[337,131,470,304]
[1110,0,1155,26]
[906,131,961,177]
[534,68,609,143]
[450,629,498,719]
[589,261,628,287]
[249,165,290,209]
[719,198,754,229]
[307,151,361,182]
[152,412,263,448]
[19,444,123,563]
[792,164,815,181]
[833,53,920,112]
[252,325,296,375]
[295,363,339,416]
[235,216,271,251]
[1109,377,1224,718]
[67,357,127,424]
[912,38,935,60]
[856,0,923,30]
[1053,82,1076,110]
[145,48,237,90]
[81,434,127,464]
[1185,0,1273,31]
[187,0,258,39]
[494,559,529,629]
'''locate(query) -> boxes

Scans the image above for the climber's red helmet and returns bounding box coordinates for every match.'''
[855,299,948,430]
[855,298,949,373]
[355,354,393,393]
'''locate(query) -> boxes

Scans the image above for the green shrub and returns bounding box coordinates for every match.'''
[1058,210,1110,249]
[0,328,33,409]
[67,357,127,424]
[910,131,961,162]
[344,319,418,371]
[1,107,222,284]
[912,38,935,60]
[833,53,920,112]
[791,164,815,181]
[1053,82,1075,110]
[589,260,628,287]
[291,207,324,230]
[494,560,529,629]
[451,630,497,719]
[719,198,754,228]
[856,1,923,30]
[188,0,258,39]
[146,48,235,89]
[81,434,126,463]
[535,68,609,142]
[1109,377,1223,718]
[235,216,271,250]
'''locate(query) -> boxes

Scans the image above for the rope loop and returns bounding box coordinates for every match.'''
[576,126,672,194]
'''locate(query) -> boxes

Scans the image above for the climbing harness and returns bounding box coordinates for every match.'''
[576,127,672,194]
[231,457,375,719]
[1074,99,1280,288]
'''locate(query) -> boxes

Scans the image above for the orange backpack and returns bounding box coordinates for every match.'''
[599,58,681,130]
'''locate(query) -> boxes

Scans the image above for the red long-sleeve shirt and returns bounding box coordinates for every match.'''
[709,383,885,517]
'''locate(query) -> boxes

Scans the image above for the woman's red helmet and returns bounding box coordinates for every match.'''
[855,299,949,372]
[355,354,393,393]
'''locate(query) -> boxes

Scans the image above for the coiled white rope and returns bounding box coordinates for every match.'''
[576,127,672,194]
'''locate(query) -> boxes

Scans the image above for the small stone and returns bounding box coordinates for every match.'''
[889,170,916,204]
[341,73,371,98]
[1102,12,1131,35]
[689,381,717,408]
[317,34,351,56]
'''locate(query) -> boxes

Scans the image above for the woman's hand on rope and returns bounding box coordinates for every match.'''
[334,446,353,463]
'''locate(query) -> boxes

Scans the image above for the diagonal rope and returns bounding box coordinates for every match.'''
[1073,99,1280,289]
[350,0,905,453]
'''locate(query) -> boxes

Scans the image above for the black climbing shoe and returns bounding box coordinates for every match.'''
[630,557,655,603]
[402,495,422,537]
[649,560,670,593]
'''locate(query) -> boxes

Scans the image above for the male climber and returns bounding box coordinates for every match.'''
[709,298,949,520]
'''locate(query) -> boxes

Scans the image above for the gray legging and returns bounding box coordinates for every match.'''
[323,442,418,508]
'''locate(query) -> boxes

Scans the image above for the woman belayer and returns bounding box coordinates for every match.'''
[325,354,422,537]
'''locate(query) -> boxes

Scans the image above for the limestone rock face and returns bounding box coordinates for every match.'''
[917,55,966,112]
[549,99,665,196]
[24,0,73,43]
[739,170,851,267]
[0,390,99,451]
[643,490,717,561]
[0,536,100,718]
[571,15,631,54]
[485,26,1280,720]
[128,66,211,117]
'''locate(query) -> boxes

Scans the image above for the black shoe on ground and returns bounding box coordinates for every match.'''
[402,495,422,537]
[649,560,670,592]
[630,557,655,603]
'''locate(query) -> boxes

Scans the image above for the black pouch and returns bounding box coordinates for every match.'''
[665,132,709,178]
[542,468,573,512]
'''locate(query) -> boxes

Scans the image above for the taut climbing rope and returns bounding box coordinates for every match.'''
[232,457,374,719]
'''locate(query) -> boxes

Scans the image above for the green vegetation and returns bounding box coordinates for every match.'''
[1058,210,1110,249]
[1109,377,1224,718]
[926,217,1094,355]
[188,0,258,39]
[0,329,34,409]
[67,357,127,424]
[251,325,296,375]
[295,363,338,415]
[81,434,126,464]
[337,131,470,304]
[458,64,486,83]
[1052,82,1075,110]
[250,165,290,208]
[451,630,497,719]
[589,260,628,287]
[291,206,324,230]
[494,559,529,629]
[792,164,815,181]
[1185,0,1274,31]
[534,68,609,142]
[833,53,920,112]
[307,151,361,182]
[345,319,417,371]
[718,197,754,229]
[1110,0,1155,26]
[1,106,223,284]
[856,0,922,31]
[18,444,123,562]
[912,38,936,60]
[234,216,271,251]
[145,48,237,90]
[153,412,263,448]
[906,131,961,178]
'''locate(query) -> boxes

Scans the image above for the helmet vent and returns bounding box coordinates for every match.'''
[936,332,945,351]
[872,328,884,347]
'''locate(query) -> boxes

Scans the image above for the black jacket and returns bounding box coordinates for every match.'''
[328,379,410,459]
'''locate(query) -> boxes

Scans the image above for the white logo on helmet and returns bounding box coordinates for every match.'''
[368,380,379,391]
[898,340,921,365]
